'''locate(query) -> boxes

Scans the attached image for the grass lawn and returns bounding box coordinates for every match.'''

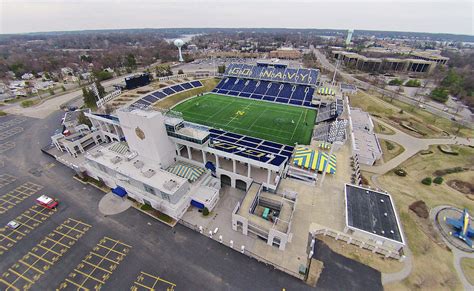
[461,258,474,285]
[376,145,474,290]
[153,78,219,109]
[350,90,472,138]
[379,139,405,162]
[373,120,395,135]
[172,93,316,145]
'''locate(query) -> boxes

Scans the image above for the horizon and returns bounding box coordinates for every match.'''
[0,0,472,36]
[0,27,473,38]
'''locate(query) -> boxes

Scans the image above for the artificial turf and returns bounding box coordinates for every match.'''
[172,93,316,145]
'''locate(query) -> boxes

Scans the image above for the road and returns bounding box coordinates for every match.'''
[312,48,474,129]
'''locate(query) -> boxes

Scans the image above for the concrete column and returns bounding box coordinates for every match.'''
[187,146,192,159]
[175,144,181,156]
[247,163,251,178]
[232,160,236,173]
[267,169,271,184]
[215,155,220,168]
[113,124,119,136]
[202,151,207,164]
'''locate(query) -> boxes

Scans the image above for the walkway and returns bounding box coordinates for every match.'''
[361,118,473,175]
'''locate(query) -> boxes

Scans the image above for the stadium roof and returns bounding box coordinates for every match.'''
[345,184,404,244]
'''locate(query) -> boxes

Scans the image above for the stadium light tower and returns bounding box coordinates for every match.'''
[174,39,185,62]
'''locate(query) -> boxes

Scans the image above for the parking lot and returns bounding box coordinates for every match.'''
[0,112,312,290]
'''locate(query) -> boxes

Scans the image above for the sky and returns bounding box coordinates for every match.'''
[0,0,472,35]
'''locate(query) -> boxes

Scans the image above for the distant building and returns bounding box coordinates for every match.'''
[269,48,302,59]
[332,50,441,74]
[345,29,354,46]
[61,67,74,77]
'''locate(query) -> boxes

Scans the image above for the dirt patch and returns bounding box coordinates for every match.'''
[433,166,468,176]
[306,259,323,287]
[409,200,429,219]
[447,180,474,195]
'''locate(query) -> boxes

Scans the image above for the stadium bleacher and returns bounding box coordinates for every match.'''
[209,128,294,167]
[212,63,320,109]
[130,80,203,109]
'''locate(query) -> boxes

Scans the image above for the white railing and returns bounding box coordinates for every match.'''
[96,89,122,107]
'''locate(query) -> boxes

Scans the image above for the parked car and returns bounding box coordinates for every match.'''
[7,220,20,229]
[36,195,58,209]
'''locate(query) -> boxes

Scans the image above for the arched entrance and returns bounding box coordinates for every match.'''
[220,174,231,187]
[235,179,247,191]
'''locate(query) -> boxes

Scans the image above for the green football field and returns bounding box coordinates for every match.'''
[172,93,317,145]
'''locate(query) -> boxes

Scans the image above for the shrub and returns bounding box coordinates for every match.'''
[140,204,152,211]
[405,79,421,87]
[202,207,209,216]
[430,87,449,103]
[421,177,432,185]
[433,176,444,184]
[388,79,403,86]
[385,140,395,151]
[394,168,407,177]
[0,111,6,116]
[20,100,35,108]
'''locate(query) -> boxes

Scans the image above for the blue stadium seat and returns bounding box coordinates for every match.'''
[263,96,276,102]
[291,85,306,100]
[278,83,293,98]
[253,81,269,95]
[305,87,315,101]
[276,97,290,104]
[230,79,246,92]
[289,99,303,106]
[265,82,281,97]
[309,70,318,85]
[218,89,229,95]
[242,80,258,93]
[142,95,158,103]
[190,80,203,87]
[171,85,184,92]
[228,91,239,96]
[215,78,227,89]
[297,68,310,84]
[259,67,275,81]
[181,82,193,90]
[250,94,263,100]
[151,91,167,99]
[239,92,251,98]
[272,67,286,82]
[283,68,298,83]
[163,88,175,95]
[250,66,264,78]
[221,77,237,90]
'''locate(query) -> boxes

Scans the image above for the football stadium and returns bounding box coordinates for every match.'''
[173,93,316,145]
[47,58,406,283]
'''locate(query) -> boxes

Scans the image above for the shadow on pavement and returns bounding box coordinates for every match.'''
[313,239,383,291]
